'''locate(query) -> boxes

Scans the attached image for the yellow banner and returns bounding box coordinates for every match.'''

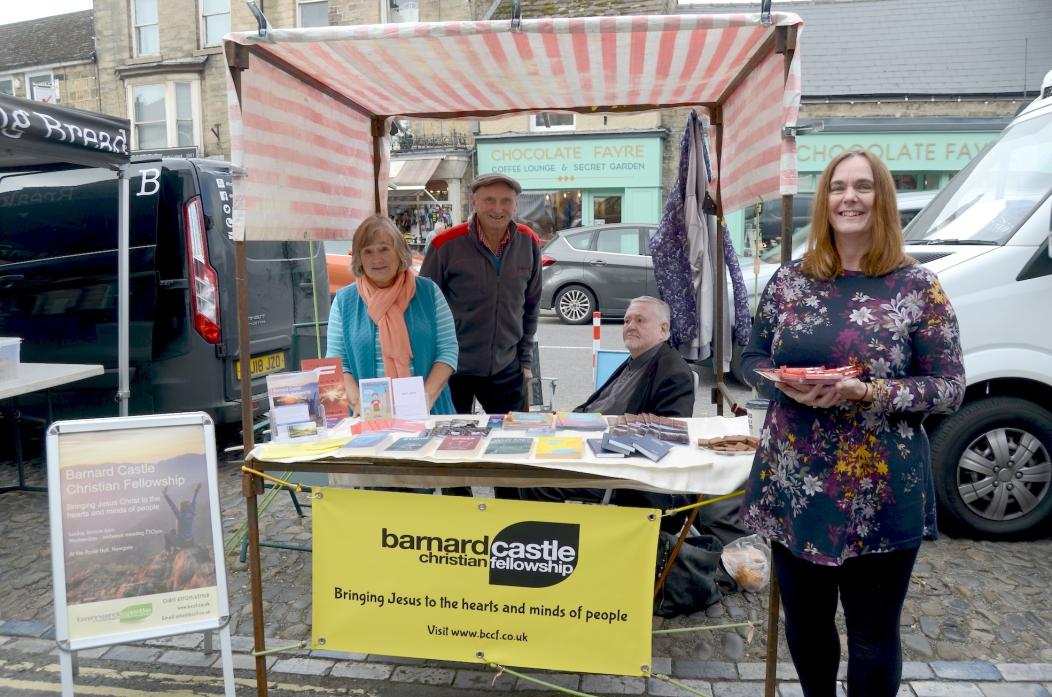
[312,489,659,676]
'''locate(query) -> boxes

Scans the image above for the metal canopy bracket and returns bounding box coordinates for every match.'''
[760,0,772,26]
[244,1,272,39]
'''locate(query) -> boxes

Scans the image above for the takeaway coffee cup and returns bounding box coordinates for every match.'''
[745,399,770,438]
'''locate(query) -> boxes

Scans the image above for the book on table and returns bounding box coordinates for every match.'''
[632,435,673,462]
[535,436,585,459]
[383,436,435,455]
[555,411,608,431]
[335,432,391,455]
[503,411,554,431]
[300,357,350,427]
[483,437,535,459]
[587,437,628,458]
[601,432,637,456]
[433,434,485,459]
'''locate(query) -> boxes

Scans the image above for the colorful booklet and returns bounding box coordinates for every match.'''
[483,437,534,459]
[587,437,628,458]
[535,436,584,460]
[383,436,435,455]
[301,357,350,427]
[433,434,484,459]
[555,411,608,431]
[503,411,554,431]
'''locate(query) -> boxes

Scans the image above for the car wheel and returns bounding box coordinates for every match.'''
[554,285,596,325]
[931,397,1052,538]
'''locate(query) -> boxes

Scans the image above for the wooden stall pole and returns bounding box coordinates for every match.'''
[710,106,730,416]
[372,117,386,214]
[225,41,270,697]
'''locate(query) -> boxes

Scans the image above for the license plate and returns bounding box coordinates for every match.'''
[235,351,286,380]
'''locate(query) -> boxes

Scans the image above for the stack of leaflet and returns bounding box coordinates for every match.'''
[503,412,555,433]
[608,414,690,445]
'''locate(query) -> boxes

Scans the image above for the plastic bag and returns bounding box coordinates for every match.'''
[721,534,770,592]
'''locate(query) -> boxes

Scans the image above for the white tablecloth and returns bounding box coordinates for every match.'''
[248,416,755,495]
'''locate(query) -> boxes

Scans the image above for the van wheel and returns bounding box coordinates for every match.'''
[931,397,1052,538]
[554,285,596,325]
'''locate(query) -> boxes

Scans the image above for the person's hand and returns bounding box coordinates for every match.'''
[523,367,534,380]
[833,378,868,403]
[775,381,843,409]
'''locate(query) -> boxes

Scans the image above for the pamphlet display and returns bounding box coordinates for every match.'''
[267,371,325,441]
[46,412,235,697]
[359,376,431,422]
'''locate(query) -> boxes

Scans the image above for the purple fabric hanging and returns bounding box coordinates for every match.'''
[651,114,698,348]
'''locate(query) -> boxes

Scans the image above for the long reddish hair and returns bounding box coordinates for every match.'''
[801,150,911,280]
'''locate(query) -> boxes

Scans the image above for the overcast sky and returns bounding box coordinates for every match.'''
[0,0,92,26]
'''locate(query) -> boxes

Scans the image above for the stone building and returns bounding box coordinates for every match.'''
[0,11,98,110]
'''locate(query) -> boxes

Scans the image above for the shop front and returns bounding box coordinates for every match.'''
[476,131,665,240]
[387,155,470,247]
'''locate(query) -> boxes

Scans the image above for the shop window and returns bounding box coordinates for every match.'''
[299,0,329,27]
[0,78,14,96]
[529,113,575,132]
[382,0,418,23]
[27,72,57,103]
[129,80,200,151]
[201,0,230,47]
[592,194,622,224]
[893,174,918,191]
[133,0,160,56]
[516,190,582,239]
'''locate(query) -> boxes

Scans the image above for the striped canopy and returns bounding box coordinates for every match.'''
[224,13,802,241]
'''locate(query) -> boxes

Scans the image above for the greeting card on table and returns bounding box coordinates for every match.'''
[483,437,534,459]
[358,378,393,421]
[434,434,484,459]
[301,357,350,427]
[391,376,430,421]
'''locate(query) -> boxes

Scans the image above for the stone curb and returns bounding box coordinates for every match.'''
[3,632,1052,695]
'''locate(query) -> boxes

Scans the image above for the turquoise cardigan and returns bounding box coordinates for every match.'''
[328,277,456,415]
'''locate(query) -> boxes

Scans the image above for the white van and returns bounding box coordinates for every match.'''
[905,73,1052,537]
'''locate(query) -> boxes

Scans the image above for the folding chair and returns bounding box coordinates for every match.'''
[526,341,558,412]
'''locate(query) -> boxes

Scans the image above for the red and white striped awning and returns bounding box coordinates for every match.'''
[225,13,802,241]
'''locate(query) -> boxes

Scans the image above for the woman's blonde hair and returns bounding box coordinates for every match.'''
[350,215,413,279]
[801,149,911,280]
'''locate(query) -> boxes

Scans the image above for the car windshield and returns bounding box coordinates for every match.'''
[904,110,1052,243]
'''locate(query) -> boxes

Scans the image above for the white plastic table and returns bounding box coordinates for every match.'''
[0,363,104,492]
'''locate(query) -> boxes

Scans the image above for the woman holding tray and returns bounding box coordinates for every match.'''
[326,215,458,416]
[741,150,965,697]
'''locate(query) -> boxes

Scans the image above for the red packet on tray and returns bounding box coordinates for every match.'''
[756,365,860,384]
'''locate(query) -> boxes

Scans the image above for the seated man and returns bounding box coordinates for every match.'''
[521,296,695,530]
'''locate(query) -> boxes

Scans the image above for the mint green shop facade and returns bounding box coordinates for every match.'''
[725,126,1004,255]
[475,132,664,236]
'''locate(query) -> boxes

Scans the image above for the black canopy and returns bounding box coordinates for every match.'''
[0,93,130,169]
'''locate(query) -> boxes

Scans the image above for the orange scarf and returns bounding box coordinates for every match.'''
[356,270,416,379]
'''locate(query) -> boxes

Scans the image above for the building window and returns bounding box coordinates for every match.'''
[0,77,15,96]
[381,0,418,23]
[129,80,200,151]
[298,0,328,27]
[27,72,57,103]
[133,0,160,56]
[529,113,575,132]
[201,0,230,47]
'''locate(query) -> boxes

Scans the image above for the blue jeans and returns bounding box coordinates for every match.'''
[772,542,919,697]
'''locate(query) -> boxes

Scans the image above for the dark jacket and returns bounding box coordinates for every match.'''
[577,342,695,417]
[420,216,542,376]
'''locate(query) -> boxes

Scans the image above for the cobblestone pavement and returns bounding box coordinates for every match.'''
[2,451,1052,696]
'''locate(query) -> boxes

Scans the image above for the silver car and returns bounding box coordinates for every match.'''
[539,224,658,324]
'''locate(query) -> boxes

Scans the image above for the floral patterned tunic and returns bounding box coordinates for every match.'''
[741,261,965,566]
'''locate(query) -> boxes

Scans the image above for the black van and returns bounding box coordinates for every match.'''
[0,157,329,426]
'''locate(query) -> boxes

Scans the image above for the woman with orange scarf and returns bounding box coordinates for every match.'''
[326,215,458,416]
